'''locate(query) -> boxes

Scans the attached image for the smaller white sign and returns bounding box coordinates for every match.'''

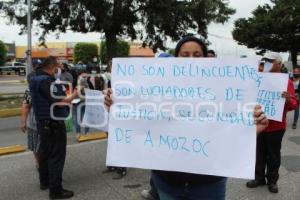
[82,89,108,131]
[257,73,289,122]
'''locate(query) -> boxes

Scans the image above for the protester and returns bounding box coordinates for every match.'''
[104,35,269,200]
[30,56,78,199]
[207,49,216,57]
[292,68,300,129]
[73,65,107,137]
[20,60,41,169]
[73,71,90,137]
[246,52,299,193]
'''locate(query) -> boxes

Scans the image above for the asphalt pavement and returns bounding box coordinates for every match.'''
[0,75,27,94]
[0,117,26,147]
[0,114,299,200]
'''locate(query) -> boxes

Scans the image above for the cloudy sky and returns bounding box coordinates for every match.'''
[0,0,270,56]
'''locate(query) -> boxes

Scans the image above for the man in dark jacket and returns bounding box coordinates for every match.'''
[30,56,78,199]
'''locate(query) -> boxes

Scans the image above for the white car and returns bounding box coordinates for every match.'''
[4,62,26,76]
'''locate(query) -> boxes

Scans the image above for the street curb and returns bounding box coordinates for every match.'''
[0,145,26,156]
[0,108,21,118]
[77,132,108,142]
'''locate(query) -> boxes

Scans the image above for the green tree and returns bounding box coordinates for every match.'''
[232,0,300,68]
[73,43,98,64]
[0,40,7,66]
[1,0,235,60]
[168,49,175,56]
[100,40,130,64]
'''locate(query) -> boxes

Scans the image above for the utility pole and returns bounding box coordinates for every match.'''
[26,0,32,76]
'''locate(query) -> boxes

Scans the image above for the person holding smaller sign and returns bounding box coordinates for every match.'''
[246,52,299,193]
[104,35,269,200]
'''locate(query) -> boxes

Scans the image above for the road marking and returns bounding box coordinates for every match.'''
[0,108,21,118]
[77,132,108,142]
[0,145,26,156]
[0,139,107,159]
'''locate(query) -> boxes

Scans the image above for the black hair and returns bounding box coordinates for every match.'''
[175,35,208,57]
[87,62,100,74]
[207,50,216,56]
[41,56,58,69]
[62,63,70,72]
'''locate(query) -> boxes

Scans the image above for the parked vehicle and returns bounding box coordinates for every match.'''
[3,62,26,76]
[0,66,15,75]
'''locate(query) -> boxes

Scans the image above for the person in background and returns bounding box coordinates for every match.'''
[104,35,269,200]
[92,56,98,65]
[20,60,41,170]
[87,56,99,73]
[72,70,90,138]
[60,63,74,86]
[30,56,78,199]
[27,60,41,83]
[246,52,299,193]
[292,68,300,129]
[207,49,216,57]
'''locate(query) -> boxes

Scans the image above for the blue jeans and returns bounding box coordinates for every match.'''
[151,171,227,200]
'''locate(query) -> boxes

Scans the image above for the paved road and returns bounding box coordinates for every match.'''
[0,75,26,82]
[0,117,26,147]
[0,75,27,94]
[0,83,27,94]
[0,126,299,200]
[0,113,299,199]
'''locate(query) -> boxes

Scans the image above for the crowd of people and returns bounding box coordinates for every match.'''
[19,35,299,200]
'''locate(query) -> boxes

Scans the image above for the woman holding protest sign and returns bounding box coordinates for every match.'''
[104,35,269,200]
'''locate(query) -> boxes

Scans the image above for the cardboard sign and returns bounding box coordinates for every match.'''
[257,73,289,122]
[107,58,259,179]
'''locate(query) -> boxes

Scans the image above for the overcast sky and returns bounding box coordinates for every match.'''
[0,0,271,56]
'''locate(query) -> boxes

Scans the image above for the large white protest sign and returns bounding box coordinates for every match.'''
[107,58,260,179]
[82,89,108,131]
[257,73,289,122]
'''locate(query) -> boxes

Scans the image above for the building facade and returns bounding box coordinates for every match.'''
[15,41,154,62]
